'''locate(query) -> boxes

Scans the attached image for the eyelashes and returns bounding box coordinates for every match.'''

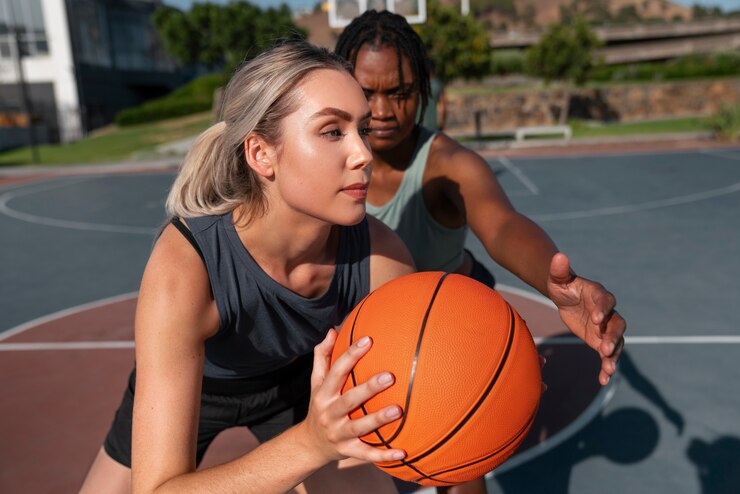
[321,126,373,140]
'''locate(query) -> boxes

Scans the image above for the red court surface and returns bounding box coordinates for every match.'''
[0,288,602,493]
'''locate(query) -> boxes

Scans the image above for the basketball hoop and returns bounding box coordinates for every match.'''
[328,0,427,28]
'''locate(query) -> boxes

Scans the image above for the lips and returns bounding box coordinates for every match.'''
[342,183,369,199]
[371,126,398,138]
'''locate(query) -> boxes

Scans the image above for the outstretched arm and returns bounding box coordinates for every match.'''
[443,142,626,385]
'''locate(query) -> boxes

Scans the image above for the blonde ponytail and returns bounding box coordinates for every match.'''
[165,41,351,220]
[166,121,263,218]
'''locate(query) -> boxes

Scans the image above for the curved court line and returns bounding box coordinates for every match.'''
[0,292,138,340]
[497,283,556,307]
[487,378,618,478]
[497,157,540,195]
[530,180,740,222]
[0,177,160,235]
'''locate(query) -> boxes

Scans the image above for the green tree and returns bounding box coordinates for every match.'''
[524,16,602,124]
[415,0,490,83]
[615,5,641,24]
[692,5,723,19]
[153,2,305,72]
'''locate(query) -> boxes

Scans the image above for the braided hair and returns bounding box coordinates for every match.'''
[335,10,431,125]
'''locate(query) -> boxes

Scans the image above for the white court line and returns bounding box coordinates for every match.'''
[0,292,138,341]
[535,335,740,345]
[530,180,740,222]
[0,341,134,351]
[3,335,738,352]
[0,177,159,234]
[497,157,540,195]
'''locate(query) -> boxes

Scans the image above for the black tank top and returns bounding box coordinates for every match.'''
[184,212,371,379]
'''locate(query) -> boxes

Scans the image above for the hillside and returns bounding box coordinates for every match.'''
[473,0,693,30]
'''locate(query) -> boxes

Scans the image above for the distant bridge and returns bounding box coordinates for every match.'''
[490,18,740,64]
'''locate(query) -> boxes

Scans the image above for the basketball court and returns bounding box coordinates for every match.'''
[1,142,739,493]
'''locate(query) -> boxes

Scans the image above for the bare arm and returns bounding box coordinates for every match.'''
[132,224,405,494]
[445,146,557,295]
[132,223,219,493]
[367,215,416,290]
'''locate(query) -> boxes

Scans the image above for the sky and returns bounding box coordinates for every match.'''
[163,0,740,14]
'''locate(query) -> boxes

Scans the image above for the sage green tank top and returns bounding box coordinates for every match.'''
[366,127,467,272]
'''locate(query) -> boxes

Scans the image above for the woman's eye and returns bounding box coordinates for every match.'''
[360,126,373,137]
[390,92,411,100]
[322,129,343,138]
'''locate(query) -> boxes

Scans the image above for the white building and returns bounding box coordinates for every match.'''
[0,0,189,149]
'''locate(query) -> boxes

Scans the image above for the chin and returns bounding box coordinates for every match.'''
[335,209,366,226]
[369,137,401,152]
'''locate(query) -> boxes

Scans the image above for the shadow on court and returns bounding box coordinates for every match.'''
[687,436,740,494]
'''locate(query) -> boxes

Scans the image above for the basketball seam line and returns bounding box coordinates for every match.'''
[347,292,396,449]
[381,302,518,474]
[418,404,539,482]
[358,273,452,484]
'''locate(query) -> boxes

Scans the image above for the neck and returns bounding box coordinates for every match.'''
[233,204,336,275]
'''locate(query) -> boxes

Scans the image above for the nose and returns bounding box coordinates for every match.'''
[369,94,393,121]
[348,131,373,170]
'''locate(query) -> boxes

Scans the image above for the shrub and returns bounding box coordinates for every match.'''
[167,73,226,100]
[490,49,525,75]
[589,52,740,83]
[115,73,224,127]
[710,104,740,141]
[115,98,213,127]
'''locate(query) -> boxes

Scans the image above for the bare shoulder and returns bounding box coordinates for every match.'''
[138,222,219,341]
[367,216,415,290]
[428,132,493,179]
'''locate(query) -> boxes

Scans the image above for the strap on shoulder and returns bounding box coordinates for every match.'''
[170,217,206,264]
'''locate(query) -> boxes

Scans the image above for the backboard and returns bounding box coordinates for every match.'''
[328,0,427,29]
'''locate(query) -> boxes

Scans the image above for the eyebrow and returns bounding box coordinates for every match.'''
[361,83,415,94]
[309,107,371,122]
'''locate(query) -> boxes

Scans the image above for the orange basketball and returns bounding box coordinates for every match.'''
[331,272,541,486]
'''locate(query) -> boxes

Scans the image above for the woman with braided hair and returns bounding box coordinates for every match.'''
[336,11,627,493]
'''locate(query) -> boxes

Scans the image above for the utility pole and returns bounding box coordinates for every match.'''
[8,1,40,163]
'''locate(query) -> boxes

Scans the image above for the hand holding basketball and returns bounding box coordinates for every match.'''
[300,329,407,464]
[331,272,542,486]
[547,252,627,385]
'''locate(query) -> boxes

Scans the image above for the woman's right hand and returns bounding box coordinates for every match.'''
[298,329,406,465]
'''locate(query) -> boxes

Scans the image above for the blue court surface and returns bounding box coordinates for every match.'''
[1,144,739,493]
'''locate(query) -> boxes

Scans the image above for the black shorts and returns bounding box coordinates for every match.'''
[103,355,312,468]
[466,249,496,288]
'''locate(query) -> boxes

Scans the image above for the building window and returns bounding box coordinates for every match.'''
[0,0,49,59]
[109,9,175,72]
[69,0,112,67]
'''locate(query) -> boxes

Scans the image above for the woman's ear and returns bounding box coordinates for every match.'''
[244,134,275,178]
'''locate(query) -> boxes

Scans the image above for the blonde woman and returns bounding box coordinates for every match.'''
[80,41,414,493]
